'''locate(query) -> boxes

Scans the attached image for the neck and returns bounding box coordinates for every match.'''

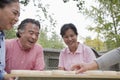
[18,39,30,51]
[69,42,78,53]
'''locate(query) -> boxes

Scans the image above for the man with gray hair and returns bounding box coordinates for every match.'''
[5,18,45,73]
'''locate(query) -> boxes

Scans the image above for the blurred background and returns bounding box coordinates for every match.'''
[5,0,120,52]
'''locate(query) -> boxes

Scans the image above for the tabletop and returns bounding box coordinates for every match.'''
[5,73,120,80]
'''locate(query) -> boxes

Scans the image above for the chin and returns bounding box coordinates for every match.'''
[6,26,12,30]
[27,46,32,49]
[25,47,31,50]
[28,45,33,49]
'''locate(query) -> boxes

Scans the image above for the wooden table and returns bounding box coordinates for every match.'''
[5,74,120,80]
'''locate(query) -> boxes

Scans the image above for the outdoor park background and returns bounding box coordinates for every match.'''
[5,0,120,52]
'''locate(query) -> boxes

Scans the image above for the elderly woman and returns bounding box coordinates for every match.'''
[0,0,20,79]
[58,23,96,71]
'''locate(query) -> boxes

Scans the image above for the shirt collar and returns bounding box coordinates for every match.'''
[66,42,83,54]
[17,39,31,52]
[17,39,23,50]
[0,31,5,40]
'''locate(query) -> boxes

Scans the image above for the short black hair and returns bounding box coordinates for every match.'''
[16,18,40,38]
[0,0,19,8]
[60,23,78,37]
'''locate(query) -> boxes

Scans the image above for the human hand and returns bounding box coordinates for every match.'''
[71,63,89,74]
[71,61,98,74]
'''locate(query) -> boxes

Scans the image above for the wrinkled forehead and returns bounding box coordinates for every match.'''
[25,23,40,32]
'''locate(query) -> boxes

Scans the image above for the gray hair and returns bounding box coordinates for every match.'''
[16,18,40,38]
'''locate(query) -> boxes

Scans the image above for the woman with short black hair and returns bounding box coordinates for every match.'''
[58,23,96,71]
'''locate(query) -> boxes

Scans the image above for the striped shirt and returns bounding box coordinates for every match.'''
[0,31,5,79]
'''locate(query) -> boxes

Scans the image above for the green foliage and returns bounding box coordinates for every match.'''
[83,0,120,50]
[20,0,30,6]
[63,0,85,11]
[5,27,64,49]
[38,28,49,48]
[104,38,116,51]
[20,0,56,29]
[49,32,65,49]
[19,0,62,49]
[38,28,65,49]
[4,28,17,39]
[84,36,106,51]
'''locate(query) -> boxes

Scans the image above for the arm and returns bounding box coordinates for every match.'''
[0,36,6,79]
[71,48,120,73]
[33,46,45,70]
[71,61,98,73]
[96,48,120,70]
[58,50,65,70]
[84,46,96,62]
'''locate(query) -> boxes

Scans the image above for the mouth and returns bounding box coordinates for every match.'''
[9,22,14,28]
[68,41,73,45]
[6,23,13,30]
[11,21,17,26]
[28,40,35,45]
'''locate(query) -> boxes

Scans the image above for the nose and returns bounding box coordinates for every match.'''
[32,34,37,40]
[68,37,72,40]
[15,16,19,23]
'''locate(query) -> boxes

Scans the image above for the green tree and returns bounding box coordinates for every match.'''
[5,28,17,39]
[38,28,65,49]
[5,0,64,49]
[38,27,50,48]
[82,0,120,50]
[84,36,105,51]
[63,0,85,11]
[20,0,56,28]
[49,32,64,49]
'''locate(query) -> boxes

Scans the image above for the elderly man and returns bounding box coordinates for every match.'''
[5,18,45,73]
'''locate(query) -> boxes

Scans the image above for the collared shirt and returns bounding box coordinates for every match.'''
[0,31,5,77]
[58,42,96,71]
[5,38,45,73]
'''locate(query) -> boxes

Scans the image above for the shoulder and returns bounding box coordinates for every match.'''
[60,47,69,56]
[5,38,17,44]
[78,43,91,50]
[5,39,17,49]
[60,47,68,53]
[78,43,94,54]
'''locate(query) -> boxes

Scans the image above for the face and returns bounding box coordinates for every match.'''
[63,29,77,48]
[20,23,40,50]
[0,2,20,30]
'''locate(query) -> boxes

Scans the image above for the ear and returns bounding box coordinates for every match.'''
[18,30,24,37]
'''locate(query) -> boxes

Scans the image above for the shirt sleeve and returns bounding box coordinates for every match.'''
[0,35,6,78]
[33,46,45,70]
[58,50,64,68]
[95,48,120,70]
[84,46,96,62]
[0,70,6,80]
